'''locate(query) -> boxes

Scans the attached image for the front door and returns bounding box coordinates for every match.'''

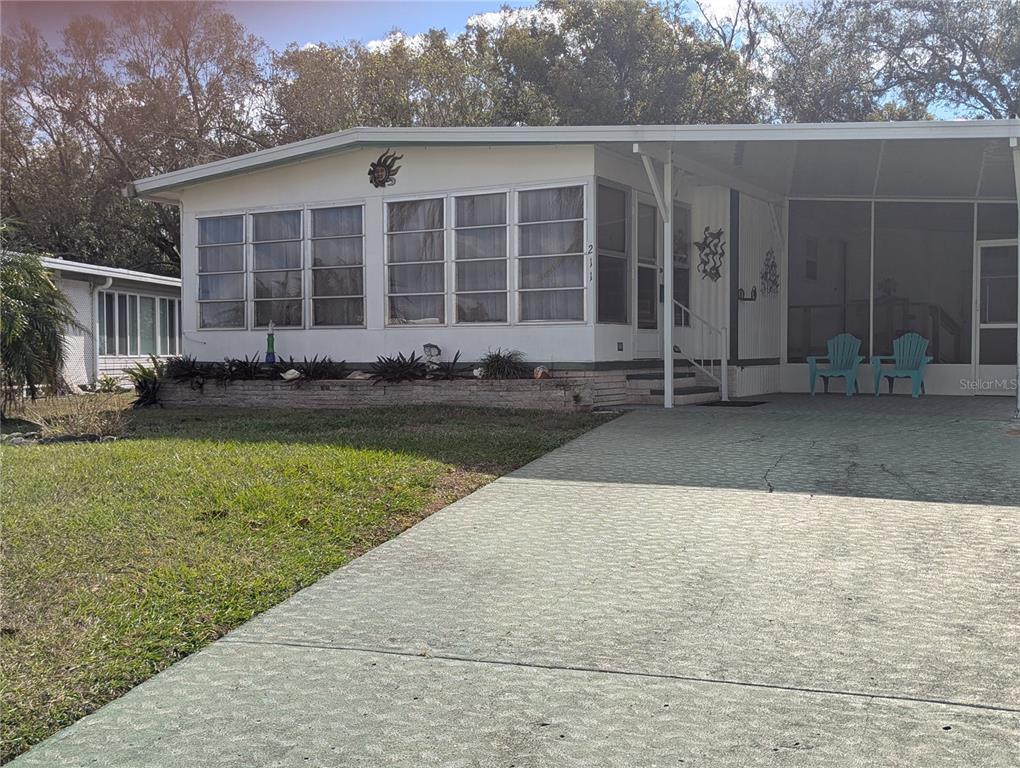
[634,199,661,358]
[975,242,1018,395]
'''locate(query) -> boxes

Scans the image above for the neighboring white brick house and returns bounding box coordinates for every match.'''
[43,258,182,388]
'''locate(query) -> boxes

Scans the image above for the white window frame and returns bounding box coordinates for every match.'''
[515,182,589,324]
[250,208,304,330]
[453,188,510,325]
[384,194,447,327]
[308,203,367,328]
[196,213,246,331]
[98,289,182,357]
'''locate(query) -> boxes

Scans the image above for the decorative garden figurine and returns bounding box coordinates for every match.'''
[265,321,276,364]
[423,343,441,371]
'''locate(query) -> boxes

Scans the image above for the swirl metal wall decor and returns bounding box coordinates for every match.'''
[694,227,725,282]
[368,149,403,188]
[759,248,779,295]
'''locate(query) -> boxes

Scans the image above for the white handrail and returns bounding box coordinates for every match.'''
[672,300,729,401]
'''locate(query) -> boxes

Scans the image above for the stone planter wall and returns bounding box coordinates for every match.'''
[159,372,623,412]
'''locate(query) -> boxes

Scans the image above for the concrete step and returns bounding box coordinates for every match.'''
[625,371,695,381]
[627,389,721,406]
[647,385,719,396]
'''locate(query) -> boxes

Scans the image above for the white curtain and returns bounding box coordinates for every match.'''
[199,215,243,245]
[312,206,362,237]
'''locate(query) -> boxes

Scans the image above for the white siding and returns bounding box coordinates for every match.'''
[675,186,730,360]
[178,144,599,364]
[735,364,781,397]
[737,193,782,361]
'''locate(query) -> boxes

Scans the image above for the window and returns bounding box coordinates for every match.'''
[97,291,181,356]
[159,297,179,355]
[387,198,445,324]
[139,297,156,355]
[197,215,245,329]
[672,203,691,326]
[787,201,871,362]
[597,184,628,324]
[978,245,1017,365]
[311,206,364,326]
[252,210,303,328]
[636,202,658,330]
[873,202,973,363]
[454,192,508,323]
[517,186,585,322]
[977,203,1018,241]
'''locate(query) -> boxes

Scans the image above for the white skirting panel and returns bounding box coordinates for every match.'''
[735,365,780,397]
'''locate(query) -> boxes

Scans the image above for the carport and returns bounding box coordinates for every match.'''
[632,121,1020,414]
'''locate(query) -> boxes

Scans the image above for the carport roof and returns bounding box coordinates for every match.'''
[127,120,1020,203]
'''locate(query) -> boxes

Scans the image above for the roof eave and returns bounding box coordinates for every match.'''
[43,257,182,287]
[129,120,1020,198]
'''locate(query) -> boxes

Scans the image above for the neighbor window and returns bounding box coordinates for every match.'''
[517,185,585,322]
[387,198,445,324]
[197,215,245,329]
[98,291,180,356]
[252,210,303,328]
[597,184,628,324]
[311,205,364,326]
[454,192,508,323]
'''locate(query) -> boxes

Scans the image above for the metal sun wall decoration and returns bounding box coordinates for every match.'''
[694,227,725,282]
[368,148,403,188]
[759,248,779,295]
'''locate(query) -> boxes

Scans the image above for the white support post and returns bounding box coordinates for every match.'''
[1011,138,1020,420]
[721,326,729,401]
[663,147,674,408]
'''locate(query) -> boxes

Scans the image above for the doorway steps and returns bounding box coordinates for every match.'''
[624,369,721,406]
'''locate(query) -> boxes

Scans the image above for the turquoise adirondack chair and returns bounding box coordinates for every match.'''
[871,332,932,398]
[808,333,863,396]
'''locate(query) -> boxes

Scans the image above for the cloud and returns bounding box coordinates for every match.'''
[365,31,429,54]
[466,7,559,30]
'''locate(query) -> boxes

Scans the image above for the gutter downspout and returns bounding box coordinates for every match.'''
[663,146,674,409]
[1012,138,1020,420]
[91,277,113,386]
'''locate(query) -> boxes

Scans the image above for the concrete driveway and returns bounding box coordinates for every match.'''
[15,395,1020,766]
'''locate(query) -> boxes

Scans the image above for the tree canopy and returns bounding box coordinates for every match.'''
[3,0,1016,274]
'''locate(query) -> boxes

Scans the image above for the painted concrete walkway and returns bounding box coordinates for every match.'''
[14,395,1020,766]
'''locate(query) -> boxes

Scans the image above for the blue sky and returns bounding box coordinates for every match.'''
[2,1,542,48]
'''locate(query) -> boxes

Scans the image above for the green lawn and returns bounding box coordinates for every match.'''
[0,405,612,762]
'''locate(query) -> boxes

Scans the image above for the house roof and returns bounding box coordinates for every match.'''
[128,120,1020,202]
[42,257,181,288]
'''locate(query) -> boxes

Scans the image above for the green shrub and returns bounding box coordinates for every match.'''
[272,355,345,381]
[369,352,426,384]
[479,348,531,380]
[430,351,471,380]
[125,356,166,408]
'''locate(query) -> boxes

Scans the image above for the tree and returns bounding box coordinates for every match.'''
[757,0,893,122]
[758,0,1016,122]
[491,0,764,125]
[1,1,269,273]
[873,0,1020,119]
[0,236,78,413]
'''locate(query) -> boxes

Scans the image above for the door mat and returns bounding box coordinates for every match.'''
[697,400,767,407]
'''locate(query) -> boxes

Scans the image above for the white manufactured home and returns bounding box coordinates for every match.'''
[127,121,1020,410]
[43,258,183,388]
